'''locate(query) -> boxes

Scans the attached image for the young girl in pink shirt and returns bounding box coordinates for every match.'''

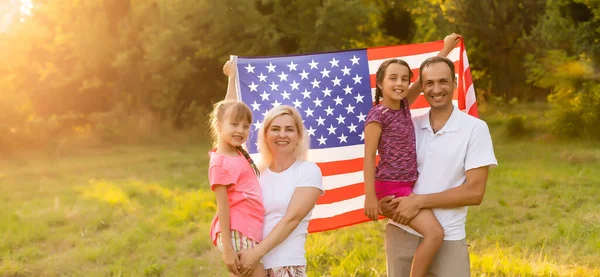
[208,100,265,277]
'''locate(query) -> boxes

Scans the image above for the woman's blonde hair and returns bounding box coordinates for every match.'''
[257,105,309,169]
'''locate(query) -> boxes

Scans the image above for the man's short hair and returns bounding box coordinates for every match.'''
[419,56,456,84]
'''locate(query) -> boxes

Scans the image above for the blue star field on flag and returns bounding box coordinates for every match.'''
[235,50,374,153]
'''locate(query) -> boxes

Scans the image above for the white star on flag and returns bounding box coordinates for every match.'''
[332,76,342,87]
[292,99,302,108]
[248,82,258,92]
[316,116,326,126]
[348,123,358,133]
[290,80,300,90]
[313,98,323,107]
[245,63,255,73]
[325,106,334,116]
[317,135,327,145]
[258,73,267,82]
[354,94,364,103]
[251,101,261,111]
[357,112,366,122]
[333,95,344,105]
[305,107,314,117]
[287,61,298,71]
[278,72,288,81]
[301,89,311,99]
[352,74,362,84]
[336,114,346,124]
[345,104,355,114]
[343,85,353,95]
[299,70,309,80]
[341,66,351,76]
[266,63,276,73]
[253,120,261,130]
[327,124,337,135]
[329,57,340,68]
[260,91,270,101]
[311,79,320,88]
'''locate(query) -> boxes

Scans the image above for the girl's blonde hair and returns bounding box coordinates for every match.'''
[208,100,259,175]
[257,105,309,169]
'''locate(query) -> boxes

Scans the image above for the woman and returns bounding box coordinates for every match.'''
[223,61,324,277]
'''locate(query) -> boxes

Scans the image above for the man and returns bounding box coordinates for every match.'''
[379,56,497,276]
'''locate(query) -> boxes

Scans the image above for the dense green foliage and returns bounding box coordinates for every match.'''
[1,0,599,150]
[524,0,600,139]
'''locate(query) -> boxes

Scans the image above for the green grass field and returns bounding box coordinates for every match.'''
[1,104,599,276]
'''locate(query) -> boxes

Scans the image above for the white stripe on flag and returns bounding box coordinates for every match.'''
[465,84,476,112]
[311,195,364,219]
[323,171,362,190]
[249,145,364,164]
[462,49,470,71]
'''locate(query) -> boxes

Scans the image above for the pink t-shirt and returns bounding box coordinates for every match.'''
[364,100,418,183]
[209,150,264,245]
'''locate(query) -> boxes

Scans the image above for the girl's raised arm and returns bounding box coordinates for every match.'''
[406,33,462,105]
[223,60,238,101]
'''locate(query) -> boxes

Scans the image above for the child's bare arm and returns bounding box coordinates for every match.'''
[223,60,238,101]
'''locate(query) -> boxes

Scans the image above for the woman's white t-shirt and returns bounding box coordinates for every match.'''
[260,160,324,269]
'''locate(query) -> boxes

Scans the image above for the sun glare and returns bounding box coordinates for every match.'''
[19,0,33,22]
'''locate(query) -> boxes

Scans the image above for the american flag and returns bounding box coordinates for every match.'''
[232,40,477,233]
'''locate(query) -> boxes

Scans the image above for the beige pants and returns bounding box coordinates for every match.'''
[385,224,470,277]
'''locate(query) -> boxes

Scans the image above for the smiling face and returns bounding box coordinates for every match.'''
[265,114,299,156]
[209,101,253,150]
[378,62,411,104]
[421,61,456,111]
[218,110,250,147]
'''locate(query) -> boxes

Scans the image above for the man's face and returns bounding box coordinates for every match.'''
[421,62,456,111]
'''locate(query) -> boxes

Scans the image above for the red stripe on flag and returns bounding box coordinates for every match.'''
[464,65,473,89]
[468,102,479,118]
[366,40,444,60]
[308,209,377,233]
[316,157,380,176]
[317,158,361,176]
[410,95,430,109]
[316,182,364,205]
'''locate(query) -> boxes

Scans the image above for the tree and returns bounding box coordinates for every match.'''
[437,0,547,100]
[525,0,600,139]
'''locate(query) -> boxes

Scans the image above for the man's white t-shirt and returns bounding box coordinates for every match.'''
[260,160,324,269]
[390,106,498,240]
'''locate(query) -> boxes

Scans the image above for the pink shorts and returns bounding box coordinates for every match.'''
[375,180,415,200]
